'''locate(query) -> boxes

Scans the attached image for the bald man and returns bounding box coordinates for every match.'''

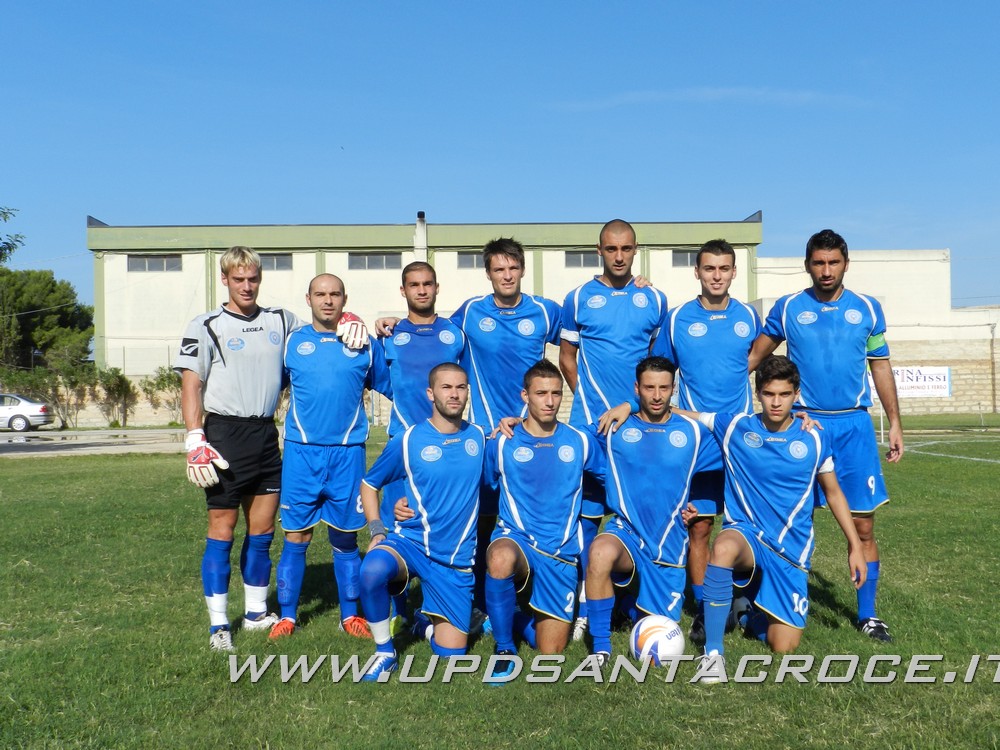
[269,274,392,640]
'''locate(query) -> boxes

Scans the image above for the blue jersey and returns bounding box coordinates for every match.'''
[451,293,562,430]
[762,288,890,412]
[283,328,392,446]
[485,422,602,562]
[381,317,466,437]
[652,297,761,413]
[561,278,668,425]
[363,419,485,568]
[701,412,835,570]
[602,413,719,566]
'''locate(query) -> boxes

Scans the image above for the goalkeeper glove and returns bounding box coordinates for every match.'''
[337,311,369,350]
[185,429,230,488]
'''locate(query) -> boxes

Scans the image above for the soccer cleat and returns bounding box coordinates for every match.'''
[361,652,399,682]
[209,627,234,652]
[572,616,588,642]
[593,651,612,679]
[694,652,727,684]
[268,617,296,640]
[241,612,279,631]
[688,613,706,645]
[389,615,411,638]
[340,615,373,639]
[858,617,893,643]
[487,649,518,686]
[730,596,753,632]
[470,607,488,635]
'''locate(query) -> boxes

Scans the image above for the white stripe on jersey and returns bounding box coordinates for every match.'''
[776,428,822,555]
[402,429,432,557]
[720,414,758,526]
[654,414,701,566]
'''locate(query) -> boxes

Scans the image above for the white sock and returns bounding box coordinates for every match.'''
[205,593,229,628]
[244,584,269,616]
[369,618,393,647]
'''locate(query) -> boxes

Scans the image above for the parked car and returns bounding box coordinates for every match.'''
[0,393,55,431]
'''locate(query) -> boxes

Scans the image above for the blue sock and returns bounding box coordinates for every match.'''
[202,538,233,632]
[857,561,880,622]
[616,591,640,623]
[329,528,361,620]
[240,533,274,587]
[692,583,705,611]
[360,548,398,633]
[703,563,734,655]
[578,517,600,619]
[202,538,233,597]
[276,540,309,621]
[588,595,614,654]
[392,586,410,621]
[430,637,466,657]
[513,611,537,649]
[485,573,517,652]
[747,608,769,642]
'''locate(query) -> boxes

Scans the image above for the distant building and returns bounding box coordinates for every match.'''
[87,212,998,416]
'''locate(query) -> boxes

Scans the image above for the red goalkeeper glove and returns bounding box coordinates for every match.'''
[337,311,369,350]
[185,429,230,488]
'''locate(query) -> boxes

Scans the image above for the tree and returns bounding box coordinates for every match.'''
[0,207,24,265]
[0,268,93,369]
[139,366,183,425]
[90,367,139,428]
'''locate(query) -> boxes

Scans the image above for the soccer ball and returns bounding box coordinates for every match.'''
[629,615,685,664]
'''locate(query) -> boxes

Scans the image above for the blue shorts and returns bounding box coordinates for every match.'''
[728,523,809,629]
[489,528,577,623]
[689,469,725,518]
[380,478,408,529]
[379,535,474,633]
[603,523,685,620]
[809,409,888,515]
[278,442,365,532]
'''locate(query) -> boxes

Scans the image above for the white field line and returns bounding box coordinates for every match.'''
[903,436,1000,465]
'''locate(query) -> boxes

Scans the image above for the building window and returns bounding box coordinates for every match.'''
[127,254,182,272]
[565,251,601,268]
[348,252,403,271]
[672,251,698,267]
[457,252,485,269]
[260,253,292,271]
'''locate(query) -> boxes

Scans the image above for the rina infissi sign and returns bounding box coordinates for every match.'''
[870,366,952,399]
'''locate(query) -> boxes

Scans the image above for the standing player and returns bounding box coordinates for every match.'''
[176,246,298,651]
[650,239,761,641]
[358,363,485,681]
[686,356,867,682]
[268,274,392,641]
[176,248,367,651]
[450,238,563,432]
[378,261,465,628]
[560,219,668,639]
[482,360,601,676]
[380,239,563,620]
[586,356,719,666]
[381,261,466,439]
[748,229,903,642]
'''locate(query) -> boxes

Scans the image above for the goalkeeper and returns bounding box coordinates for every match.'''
[175,248,368,652]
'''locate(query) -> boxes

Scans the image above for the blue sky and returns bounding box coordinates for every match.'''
[4,2,998,307]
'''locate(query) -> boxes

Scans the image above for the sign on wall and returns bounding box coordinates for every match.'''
[870,366,952,399]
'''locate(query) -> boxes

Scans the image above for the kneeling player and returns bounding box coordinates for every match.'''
[482,360,601,678]
[587,357,720,667]
[687,356,866,683]
[358,363,485,681]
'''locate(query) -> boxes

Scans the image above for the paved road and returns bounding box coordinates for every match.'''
[0,428,186,458]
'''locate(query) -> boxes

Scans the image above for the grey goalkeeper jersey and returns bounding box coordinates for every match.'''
[174,305,302,418]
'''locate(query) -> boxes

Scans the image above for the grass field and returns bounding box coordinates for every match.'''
[2,430,1000,749]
